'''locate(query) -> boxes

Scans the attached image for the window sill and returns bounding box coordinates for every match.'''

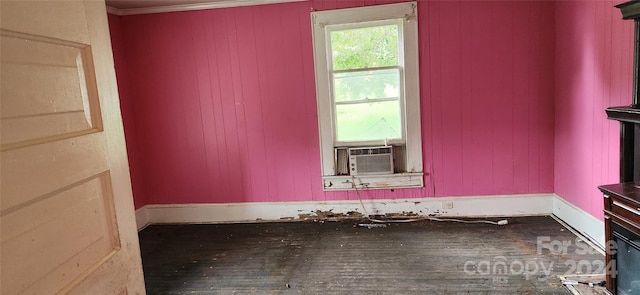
[322,173,424,191]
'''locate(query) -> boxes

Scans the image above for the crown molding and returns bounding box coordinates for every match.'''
[616,0,640,20]
[106,6,123,15]
[106,0,306,16]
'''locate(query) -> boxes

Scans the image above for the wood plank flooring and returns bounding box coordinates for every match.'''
[138,216,605,294]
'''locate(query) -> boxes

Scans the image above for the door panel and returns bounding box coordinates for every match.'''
[3,174,118,294]
[1,31,102,148]
[1,1,145,294]
[0,1,91,43]
[2,133,109,211]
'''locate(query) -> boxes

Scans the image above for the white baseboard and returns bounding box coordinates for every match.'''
[135,206,150,231]
[135,193,553,229]
[552,194,605,249]
[135,193,607,252]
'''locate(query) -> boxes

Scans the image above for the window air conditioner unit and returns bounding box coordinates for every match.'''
[348,146,394,175]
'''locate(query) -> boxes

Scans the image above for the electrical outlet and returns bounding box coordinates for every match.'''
[442,201,454,209]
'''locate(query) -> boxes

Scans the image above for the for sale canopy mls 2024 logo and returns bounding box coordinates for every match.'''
[463,236,615,285]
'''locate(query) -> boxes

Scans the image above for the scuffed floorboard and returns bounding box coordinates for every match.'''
[560,274,609,295]
[138,216,604,294]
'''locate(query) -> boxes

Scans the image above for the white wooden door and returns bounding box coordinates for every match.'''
[1,0,146,294]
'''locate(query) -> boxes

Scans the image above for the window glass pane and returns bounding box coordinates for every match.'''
[333,69,399,102]
[330,24,398,71]
[335,100,401,142]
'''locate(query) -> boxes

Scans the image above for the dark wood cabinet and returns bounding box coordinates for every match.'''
[600,183,640,294]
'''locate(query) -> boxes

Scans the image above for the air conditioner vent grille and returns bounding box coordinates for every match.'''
[349,147,392,156]
[348,146,394,175]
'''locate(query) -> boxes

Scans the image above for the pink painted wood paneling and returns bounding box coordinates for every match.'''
[110,0,556,206]
[108,14,146,209]
[554,0,633,220]
[423,0,555,198]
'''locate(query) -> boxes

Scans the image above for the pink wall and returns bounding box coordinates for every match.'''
[109,0,556,208]
[108,14,146,209]
[554,0,633,220]
[426,1,555,196]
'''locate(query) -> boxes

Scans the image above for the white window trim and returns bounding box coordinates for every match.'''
[311,2,423,190]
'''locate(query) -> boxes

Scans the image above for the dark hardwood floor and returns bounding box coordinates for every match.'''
[138,216,604,294]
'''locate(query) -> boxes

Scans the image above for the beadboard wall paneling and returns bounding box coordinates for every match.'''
[109,0,556,207]
[425,1,555,198]
[554,0,633,220]
[109,14,146,209]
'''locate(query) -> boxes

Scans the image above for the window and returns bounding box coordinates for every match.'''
[311,2,423,190]
[331,21,402,144]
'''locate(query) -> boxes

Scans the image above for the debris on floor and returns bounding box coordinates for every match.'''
[357,223,387,229]
[298,210,364,221]
[559,274,609,295]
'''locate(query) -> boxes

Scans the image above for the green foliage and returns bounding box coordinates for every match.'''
[330,24,403,142]
[335,101,401,142]
[330,25,399,70]
[333,69,399,102]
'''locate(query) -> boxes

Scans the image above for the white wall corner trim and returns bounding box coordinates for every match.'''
[135,206,150,231]
[136,194,554,230]
[106,0,306,16]
[552,194,605,249]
